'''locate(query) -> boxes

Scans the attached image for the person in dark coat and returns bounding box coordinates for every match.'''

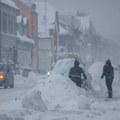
[69,60,87,87]
[101,59,114,98]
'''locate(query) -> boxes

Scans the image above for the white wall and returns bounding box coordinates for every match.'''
[38,37,53,73]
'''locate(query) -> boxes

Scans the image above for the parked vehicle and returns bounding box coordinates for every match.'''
[0,63,14,89]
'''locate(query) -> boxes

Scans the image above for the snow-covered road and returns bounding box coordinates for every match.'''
[0,73,43,113]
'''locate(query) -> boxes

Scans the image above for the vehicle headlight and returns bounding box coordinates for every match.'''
[0,74,5,80]
[47,71,51,76]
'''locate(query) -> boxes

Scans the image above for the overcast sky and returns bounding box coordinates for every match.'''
[48,0,120,41]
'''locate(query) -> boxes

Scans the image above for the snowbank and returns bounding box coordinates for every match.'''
[20,58,91,112]
[88,62,105,92]
[88,62,120,98]
[14,73,48,112]
[51,58,74,76]
[0,114,24,120]
[22,91,47,112]
[91,100,120,112]
[28,74,90,111]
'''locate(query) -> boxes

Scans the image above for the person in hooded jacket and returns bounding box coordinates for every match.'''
[69,60,87,87]
[101,59,114,98]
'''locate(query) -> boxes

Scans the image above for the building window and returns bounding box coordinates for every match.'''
[14,16,16,35]
[2,12,7,33]
[0,10,1,32]
[8,14,11,34]
[11,15,14,34]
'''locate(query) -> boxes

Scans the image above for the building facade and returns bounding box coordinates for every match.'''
[0,0,18,63]
[38,34,54,73]
[17,16,34,68]
[12,0,39,71]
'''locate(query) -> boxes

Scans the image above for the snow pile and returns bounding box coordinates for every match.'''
[88,62,120,98]
[0,114,24,120]
[29,74,90,111]
[14,73,34,85]
[20,58,91,111]
[91,100,120,112]
[28,72,41,81]
[51,58,74,76]
[14,72,44,84]
[22,91,47,112]
[88,62,105,92]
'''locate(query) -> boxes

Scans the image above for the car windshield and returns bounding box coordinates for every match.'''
[0,64,8,71]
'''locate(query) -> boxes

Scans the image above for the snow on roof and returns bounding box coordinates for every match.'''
[49,21,72,36]
[59,20,72,35]
[17,16,28,24]
[23,17,28,25]
[17,16,22,23]
[35,1,56,34]
[1,0,18,10]
[76,15,90,31]
[17,32,34,43]
[59,25,72,35]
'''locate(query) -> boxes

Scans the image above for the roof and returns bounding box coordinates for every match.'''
[59,20,72,35]
[1,0,18,10]
[76,15,90,31]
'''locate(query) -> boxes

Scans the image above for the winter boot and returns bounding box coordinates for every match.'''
[108,91,112,98]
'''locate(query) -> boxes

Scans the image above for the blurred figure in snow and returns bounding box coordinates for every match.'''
[69,60,87,88]
[101,59,114,98]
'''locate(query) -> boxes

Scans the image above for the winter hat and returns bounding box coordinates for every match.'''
[74,60,80,66]
[106,59,111,66]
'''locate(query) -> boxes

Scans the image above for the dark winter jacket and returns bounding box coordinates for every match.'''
[69,60,87,83]
[101,59,114,79]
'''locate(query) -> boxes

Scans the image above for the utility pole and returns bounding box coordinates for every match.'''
[0,0,2,62]
[29,0,39,72]
[54,11,59,63]
[45,0,46,33]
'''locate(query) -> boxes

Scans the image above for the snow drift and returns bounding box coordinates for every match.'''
[21,58,91,112]
[88,62,120,98]
[0,114,24,120]
[88,62,104,92]
[23,74,90,111]
[22,91,47,112]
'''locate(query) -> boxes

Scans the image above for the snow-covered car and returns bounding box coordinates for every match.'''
[50,58,92,90]
[0,63,14,89]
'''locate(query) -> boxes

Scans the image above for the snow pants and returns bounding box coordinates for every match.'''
[105,78,113,98]
[71,77,82,88]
